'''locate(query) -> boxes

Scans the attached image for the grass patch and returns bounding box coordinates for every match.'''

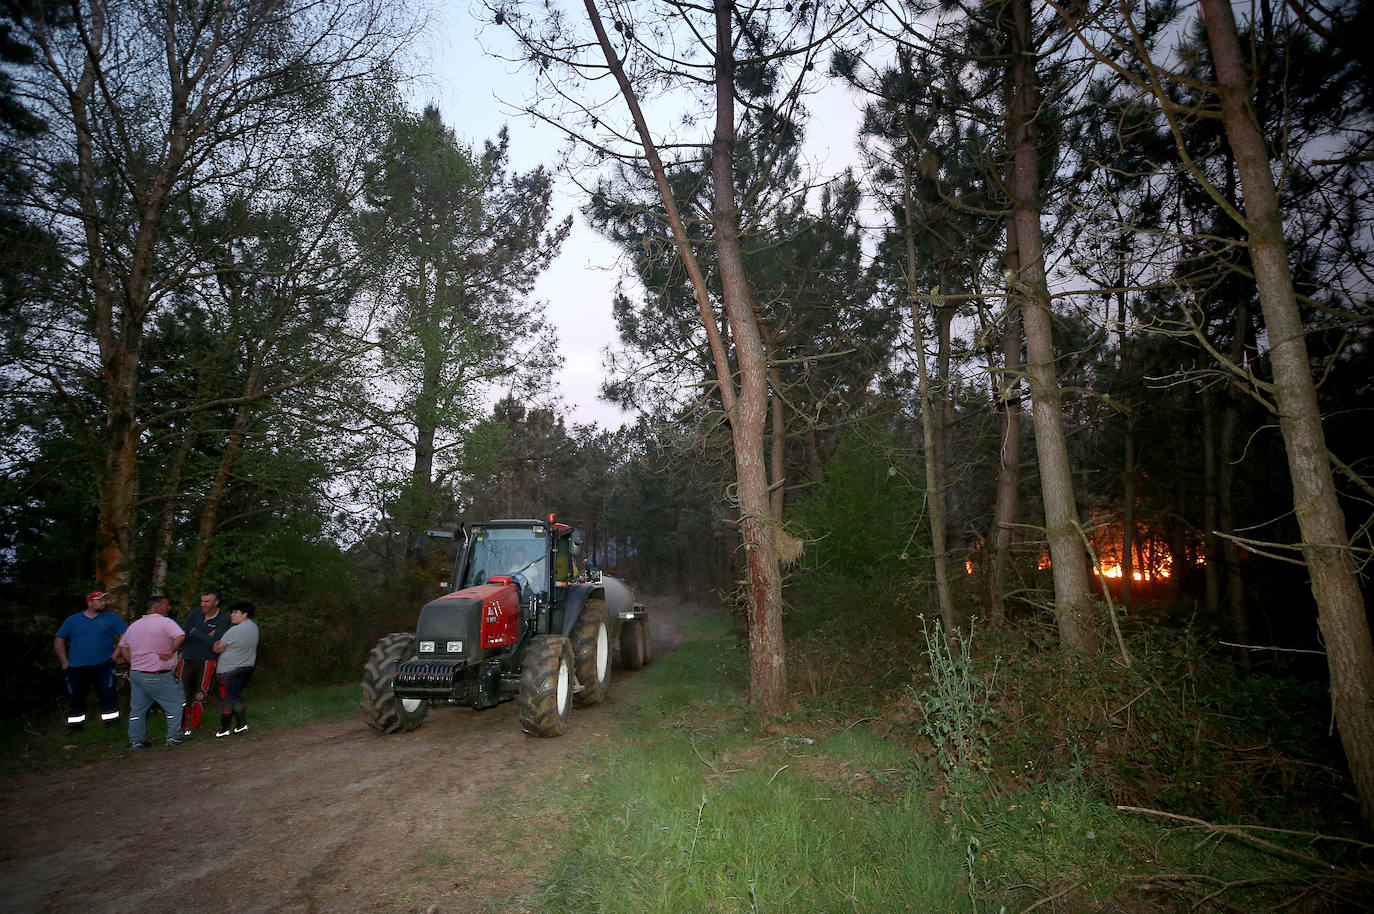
[0,676,360,778]
[504,611,974,914]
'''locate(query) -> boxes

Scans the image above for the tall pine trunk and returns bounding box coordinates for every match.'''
[584,0,787,711]
[1008,0,1099,651]
[903,166,955,632]
[1200,0,1374,827]
[987,222,1024,625]
[711,0,786,710]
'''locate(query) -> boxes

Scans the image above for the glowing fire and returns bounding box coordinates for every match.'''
[1034,514,1206,583]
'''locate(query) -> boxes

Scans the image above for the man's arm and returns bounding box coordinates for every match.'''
[53,637,69,670]
[182,610,216,648]
[157,633,186,663]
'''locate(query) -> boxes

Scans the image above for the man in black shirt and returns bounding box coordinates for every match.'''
[178,590,231,738]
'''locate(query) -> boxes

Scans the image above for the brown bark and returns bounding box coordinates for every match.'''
[64,2,191,617]
[1008,0,1100,652]
[987,222,1023,625]
[1201,0,1374,827]
[768,369,786,524]
[710,0,786,711]
[902,166,955,632]
[151,432,196,593]
[406,266,442,563]
[583,0,787,711]
[1200,392,1221,619]
[935,303,964,561]
[1117,256,1135,608]
[1218,372,1248,658]
[184,403,252,602]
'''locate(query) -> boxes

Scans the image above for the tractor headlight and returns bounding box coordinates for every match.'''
[447,640,463,653]
[419,640,436,653]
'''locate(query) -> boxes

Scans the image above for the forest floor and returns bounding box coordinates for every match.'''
[0,595,712,914]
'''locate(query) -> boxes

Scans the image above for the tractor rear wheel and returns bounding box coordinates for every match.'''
[519,635,573,737]
[361,632,428,733]
[619,618,645,670]
[571,598,611,706]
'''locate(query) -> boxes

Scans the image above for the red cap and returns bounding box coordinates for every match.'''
[86,591,107,603]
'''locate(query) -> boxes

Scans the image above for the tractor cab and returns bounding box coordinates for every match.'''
[453,517,591,633]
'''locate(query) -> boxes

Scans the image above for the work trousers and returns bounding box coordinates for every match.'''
[128,670,184,746]
[64,661,119,727]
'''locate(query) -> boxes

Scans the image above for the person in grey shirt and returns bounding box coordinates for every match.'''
[212,603,259,737]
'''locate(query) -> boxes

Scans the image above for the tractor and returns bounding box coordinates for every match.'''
[361,516,650,737]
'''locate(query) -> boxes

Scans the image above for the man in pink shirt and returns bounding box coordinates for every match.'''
[116,595,189,750]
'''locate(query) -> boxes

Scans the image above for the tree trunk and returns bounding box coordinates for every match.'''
[407,266,442,562]
[903,167,955,632]
[711,0,786,711]
[151,431,195,592]
[583,0,787,711]
[1218,374,1248,659]
[1201,0,1374,828]
[1117,266,1135,607]
[183,402,254,603]
[1201,391,1221,619]
[69,3,190,618]
[987,223,1023,625]
[769,369,786,524]
[1008,0,1100,652]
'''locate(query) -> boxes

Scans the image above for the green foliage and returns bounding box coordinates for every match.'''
[789,424,929,636]
[913,617,998,813]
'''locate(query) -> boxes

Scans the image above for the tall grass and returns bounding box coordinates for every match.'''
[510,611,974,914]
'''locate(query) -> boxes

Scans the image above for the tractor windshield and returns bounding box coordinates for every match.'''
[461,526,549,598]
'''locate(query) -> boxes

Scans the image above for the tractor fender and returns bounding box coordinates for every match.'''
[557,575,639,637]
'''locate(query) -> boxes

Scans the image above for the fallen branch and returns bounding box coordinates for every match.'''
[1116,806,1363,869]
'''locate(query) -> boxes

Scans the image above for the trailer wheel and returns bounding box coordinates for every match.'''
[571,598,611,705]
[519,635,573,737]
[361,632,428,733]
[641,616,652,665]
[619,618,645,670]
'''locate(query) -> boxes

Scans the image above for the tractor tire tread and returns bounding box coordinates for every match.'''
[571,599,611,706]
[361,632,427,734]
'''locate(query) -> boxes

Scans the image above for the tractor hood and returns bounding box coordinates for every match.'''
[414,581,520,664]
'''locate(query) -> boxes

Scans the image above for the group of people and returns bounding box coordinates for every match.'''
[53,589,260,750]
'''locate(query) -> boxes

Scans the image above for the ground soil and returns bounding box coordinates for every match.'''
[0,596,712,914]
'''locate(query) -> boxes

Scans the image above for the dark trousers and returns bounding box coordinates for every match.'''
[218,666,254,728]
[178,658,217,731]
[65,661,118,727]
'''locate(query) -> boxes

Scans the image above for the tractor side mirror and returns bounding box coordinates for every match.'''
[570,528,585,556]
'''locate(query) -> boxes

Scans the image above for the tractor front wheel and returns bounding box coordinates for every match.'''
[571,598,611,706]
[519,635,573,737]
[361,632,428,733]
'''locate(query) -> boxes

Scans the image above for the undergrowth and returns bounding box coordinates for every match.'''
[499,611,975,913]
[788,610,1374,912]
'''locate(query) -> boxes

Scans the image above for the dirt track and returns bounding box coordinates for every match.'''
[0,596,707,913]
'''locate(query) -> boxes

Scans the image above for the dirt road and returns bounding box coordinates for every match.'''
[0,596,705,913]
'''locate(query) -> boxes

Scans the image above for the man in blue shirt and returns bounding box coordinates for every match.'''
[53,591,127,731]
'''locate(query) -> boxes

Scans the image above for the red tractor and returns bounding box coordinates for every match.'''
[361,516,650,737]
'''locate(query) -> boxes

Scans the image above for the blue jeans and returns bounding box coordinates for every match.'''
[128,670,185,745]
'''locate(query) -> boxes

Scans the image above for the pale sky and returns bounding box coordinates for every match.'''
[412,4,870,431]
[413,7,633,430]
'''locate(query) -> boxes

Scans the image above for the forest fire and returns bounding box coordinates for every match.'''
[1027,517,1205,583]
